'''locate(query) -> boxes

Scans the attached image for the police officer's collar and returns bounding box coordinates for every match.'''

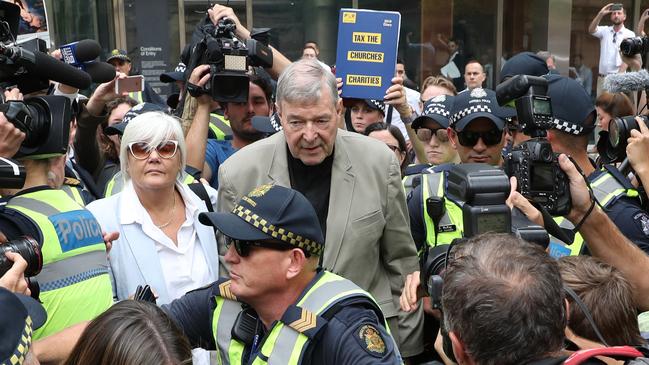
[10,185,53,198]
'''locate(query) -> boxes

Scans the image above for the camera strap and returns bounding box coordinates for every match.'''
[532,201,575,244]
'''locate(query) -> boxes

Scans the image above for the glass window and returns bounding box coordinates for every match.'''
[252,0,351,65]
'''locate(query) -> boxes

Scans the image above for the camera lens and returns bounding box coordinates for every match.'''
[0,236,42,278]
[620,37,646,56]
[609,118,622,148]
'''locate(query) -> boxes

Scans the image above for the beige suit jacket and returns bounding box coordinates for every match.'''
[217,129,422,356]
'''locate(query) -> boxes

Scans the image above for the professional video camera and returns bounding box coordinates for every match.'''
[0,96,73,160]
[496,75,571,216]
[0,2,91,93]
[0,236,42,299]
[186,17,273,103]
[420,164,549,285]
[620,36,649,57]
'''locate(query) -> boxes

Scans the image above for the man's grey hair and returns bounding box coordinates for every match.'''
[442,233,566,365]
[276,59,338,108]
[119,111,187,181]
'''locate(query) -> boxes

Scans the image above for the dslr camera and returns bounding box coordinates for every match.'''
[620,36,649,57]
[186,17,273,103]
[496,75,571,216]
[606,115,648,163]
[421,164,549,285]
[0,236,43,299]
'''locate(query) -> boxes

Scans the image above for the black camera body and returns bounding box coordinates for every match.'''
[496,75,571,216]
[446,163,512,237]
[505,138,571,215]
[607,115,647,163]
[620,36,649,57]
[187,18,273,103]
[0,235,42,299]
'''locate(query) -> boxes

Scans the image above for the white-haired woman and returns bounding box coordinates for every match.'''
[87,111,219,304]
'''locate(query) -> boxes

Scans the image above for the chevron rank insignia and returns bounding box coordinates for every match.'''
[356,324,386,356]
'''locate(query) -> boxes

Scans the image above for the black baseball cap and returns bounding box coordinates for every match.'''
[105,102,167,136]
[0,288,47,365]
[199,184,324,256]
[251,112,282,134]
[412,95,455,129]
[545,74,596,136]
[450,88,506,131]
[500,52,549,83]
[160,62,186,83]
[342,98,386,115]
[107,49,131,63]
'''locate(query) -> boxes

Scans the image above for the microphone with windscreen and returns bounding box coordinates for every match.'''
[59,40,116,84]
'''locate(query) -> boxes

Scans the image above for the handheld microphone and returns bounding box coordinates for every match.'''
[603,70,649,93]
[59,40,102,65]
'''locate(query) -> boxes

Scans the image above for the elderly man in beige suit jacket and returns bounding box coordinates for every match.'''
[216,59,423,358]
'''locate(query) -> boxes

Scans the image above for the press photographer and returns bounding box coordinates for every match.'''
[0,86,113,340]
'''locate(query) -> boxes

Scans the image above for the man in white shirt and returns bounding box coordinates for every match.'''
[589,3,635,96]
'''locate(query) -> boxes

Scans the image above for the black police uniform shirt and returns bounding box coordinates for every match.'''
[162,274,401,364]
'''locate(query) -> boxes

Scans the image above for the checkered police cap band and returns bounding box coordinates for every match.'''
[450,105,493,125]
[270,114,282,132]
[369,100,385,113]
[424,105,450,117]
[3,316,33,365]
[553,118,584,135]
[232,205,324,256]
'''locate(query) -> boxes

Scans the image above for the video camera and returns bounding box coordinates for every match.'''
[186,17,273,103]
[496,75,571,216]
[420,164,549,286]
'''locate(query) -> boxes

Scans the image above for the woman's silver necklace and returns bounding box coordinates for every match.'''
[156,192,176,229]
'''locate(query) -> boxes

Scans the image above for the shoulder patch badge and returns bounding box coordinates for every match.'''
[633,212,649,237]
[356,324,386,356]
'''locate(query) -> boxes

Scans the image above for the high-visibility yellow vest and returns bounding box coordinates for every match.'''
[208,113,233,141]
[5,189,113,339]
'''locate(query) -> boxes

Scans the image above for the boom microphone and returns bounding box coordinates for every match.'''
[602,70,649,93]
[59,40,102,65]
[84,62,116,84]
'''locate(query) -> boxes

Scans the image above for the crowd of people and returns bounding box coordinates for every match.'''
[3,2,649,365]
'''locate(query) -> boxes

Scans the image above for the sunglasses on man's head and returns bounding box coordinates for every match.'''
[226,238,301,257]
[128,140,179,160]
[456,129,503,147]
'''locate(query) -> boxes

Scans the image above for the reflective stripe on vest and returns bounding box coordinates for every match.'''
[211,271,395,365]
[5,189,112,339]
[128,91,144,103]
[422,172,464,247]
[60,184,85,206]
[104,172,195,198]
[209,113,233,141]
[549,171,638,257]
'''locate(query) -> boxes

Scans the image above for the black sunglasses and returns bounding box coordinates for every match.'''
[457,129,503,147]
[226,238,297,257]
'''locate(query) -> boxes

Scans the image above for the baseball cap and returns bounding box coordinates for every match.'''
[450,88,506,131]
[0,288,47,365]
[500,52,549,83]
[545,74,596,136]
[251,112,282,134]
[105,102,167,136]
[199,184,324,256]
[342,98,386,115]
[107,49,131,63]
[160,62,186,83]
[412,95,455,129]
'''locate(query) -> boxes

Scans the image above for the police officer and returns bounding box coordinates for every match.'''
[0,126,113,339]
[404,95,459,197]
[543,74,649,256]
[164,184,402,364]
[0,287,47,365]
[407,88,511,251]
